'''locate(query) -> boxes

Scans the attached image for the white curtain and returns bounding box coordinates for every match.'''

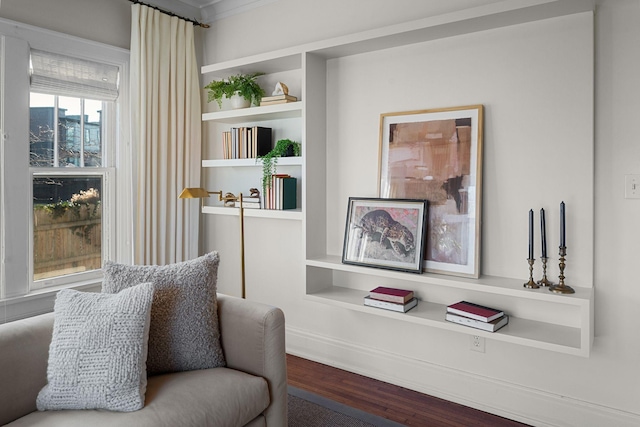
[130,4,202,265]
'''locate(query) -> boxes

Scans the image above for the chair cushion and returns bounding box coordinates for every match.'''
[102,252,225,375]
[36,283,155,412]
[8,368,270,427]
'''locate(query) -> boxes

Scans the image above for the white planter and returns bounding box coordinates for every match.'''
[229,93,250,109]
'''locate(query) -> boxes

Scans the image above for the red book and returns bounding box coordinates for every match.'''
[369,287,414,304]
[446,301,504,323]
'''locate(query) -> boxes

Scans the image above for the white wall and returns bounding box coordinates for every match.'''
[0,0,131,49]
[202,1,640,426]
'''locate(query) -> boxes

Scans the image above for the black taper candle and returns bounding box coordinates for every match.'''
[528,209,534,259]
[560,201,566,247]
[540,208,547,258]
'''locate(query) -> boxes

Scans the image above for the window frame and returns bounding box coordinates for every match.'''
[0,18,131,321]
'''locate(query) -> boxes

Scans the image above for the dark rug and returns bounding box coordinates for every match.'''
[288,386,406,427]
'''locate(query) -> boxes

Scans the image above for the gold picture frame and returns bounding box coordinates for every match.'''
[378,105,484,278]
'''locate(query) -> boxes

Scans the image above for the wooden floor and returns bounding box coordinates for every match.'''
[287,354,530,427]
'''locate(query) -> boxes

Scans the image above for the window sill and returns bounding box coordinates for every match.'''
[0,279,102,324]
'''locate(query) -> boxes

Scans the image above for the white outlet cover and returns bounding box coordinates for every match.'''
[470,335,485,353]
[625,174,640,199]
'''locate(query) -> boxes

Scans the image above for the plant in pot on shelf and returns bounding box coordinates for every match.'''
[258,139,301,190]
[204,72,265,109]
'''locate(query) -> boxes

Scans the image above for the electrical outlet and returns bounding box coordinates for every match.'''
[470,335,485,353]
[625,174,640,199]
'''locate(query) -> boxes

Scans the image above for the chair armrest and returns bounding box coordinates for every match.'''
[217,294,287,427]
[0,313,54,425]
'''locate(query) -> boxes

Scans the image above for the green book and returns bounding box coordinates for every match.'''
[282,177,297,210]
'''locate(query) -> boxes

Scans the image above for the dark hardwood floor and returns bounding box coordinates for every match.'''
[287,354,530,427]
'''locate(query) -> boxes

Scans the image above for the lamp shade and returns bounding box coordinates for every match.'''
[179,188,210,199]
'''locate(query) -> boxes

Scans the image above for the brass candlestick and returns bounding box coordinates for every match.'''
[549,246,574,294]
[537,257,554,287]
[524,258,539,289]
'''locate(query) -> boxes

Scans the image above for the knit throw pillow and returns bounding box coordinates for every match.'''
[102,252,225,375]
[37,282,155,412]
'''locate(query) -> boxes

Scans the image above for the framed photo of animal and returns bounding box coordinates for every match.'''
[342,197,428,274]
[378,105,483,278]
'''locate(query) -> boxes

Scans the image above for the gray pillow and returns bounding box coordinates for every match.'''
[102,252,225,375]
[37,282,155,412]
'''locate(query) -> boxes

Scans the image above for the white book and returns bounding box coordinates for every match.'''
[363,296,418,313]
[445,312,509,332]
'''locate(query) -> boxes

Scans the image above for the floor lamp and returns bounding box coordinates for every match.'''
[179,187,246,299]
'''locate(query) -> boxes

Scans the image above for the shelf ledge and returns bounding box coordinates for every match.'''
[202,205,302,220]
[202,102,302,124]
[202,157,302,168]
[306,255,593,306]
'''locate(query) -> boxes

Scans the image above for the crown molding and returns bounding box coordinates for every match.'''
[200,0,279,23]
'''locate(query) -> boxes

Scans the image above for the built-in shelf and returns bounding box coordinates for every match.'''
[202,102,302,124]
[202,0,596,357]
[202,205,302,220]
[306,286,584,356]
[306,256,593,357]
[202,157,302,168]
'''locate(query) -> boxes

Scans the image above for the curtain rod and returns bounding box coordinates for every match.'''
[128,0,210,28]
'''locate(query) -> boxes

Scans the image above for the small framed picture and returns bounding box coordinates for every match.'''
[379,105,483,278]
[342,197,428,274]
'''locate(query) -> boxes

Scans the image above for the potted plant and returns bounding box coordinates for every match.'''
[257,139,301,190]
[204,72,265,109]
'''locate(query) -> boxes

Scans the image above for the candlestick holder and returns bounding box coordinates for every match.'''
[549,246,574,294]
[523,258,539,289]
[537,257,554,287]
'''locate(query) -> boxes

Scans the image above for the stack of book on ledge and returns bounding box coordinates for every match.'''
[445,301,509,332]
[363,286,418,313]
[260,94,297,106]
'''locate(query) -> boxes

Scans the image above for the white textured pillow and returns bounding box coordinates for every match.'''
[37,282,155,412]
[102,252,225,375]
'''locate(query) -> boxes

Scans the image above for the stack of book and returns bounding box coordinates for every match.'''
[263,175,296,210]
[363,286,418,313]
[222,126,272,159]
[242,196,260,210]
[260,94,298,106]
[445,301,509,332]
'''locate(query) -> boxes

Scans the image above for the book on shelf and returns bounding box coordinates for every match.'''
[260,94,297,105]
[368,286,414,304]
[252,126,273,157]
[264,175,297,210]
[445,312,509,332]
[222,126,272,159]
[363,296,418,313]
[242,198,261,209]
[260,99,298,106]
[446,301,504,323]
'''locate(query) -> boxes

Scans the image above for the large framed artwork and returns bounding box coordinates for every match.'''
[342,197,428,274]
[378,105,483,278]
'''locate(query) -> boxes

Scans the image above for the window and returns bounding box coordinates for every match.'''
[0,21,131,321]
[29,93,109,287]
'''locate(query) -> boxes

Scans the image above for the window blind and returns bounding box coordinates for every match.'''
[30,49,119,101]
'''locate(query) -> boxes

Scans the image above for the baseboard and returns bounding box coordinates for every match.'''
[286,326,640,427]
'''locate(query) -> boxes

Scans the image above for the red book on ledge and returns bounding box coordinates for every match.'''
[369,287,414,304]
[447,301,504,323]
